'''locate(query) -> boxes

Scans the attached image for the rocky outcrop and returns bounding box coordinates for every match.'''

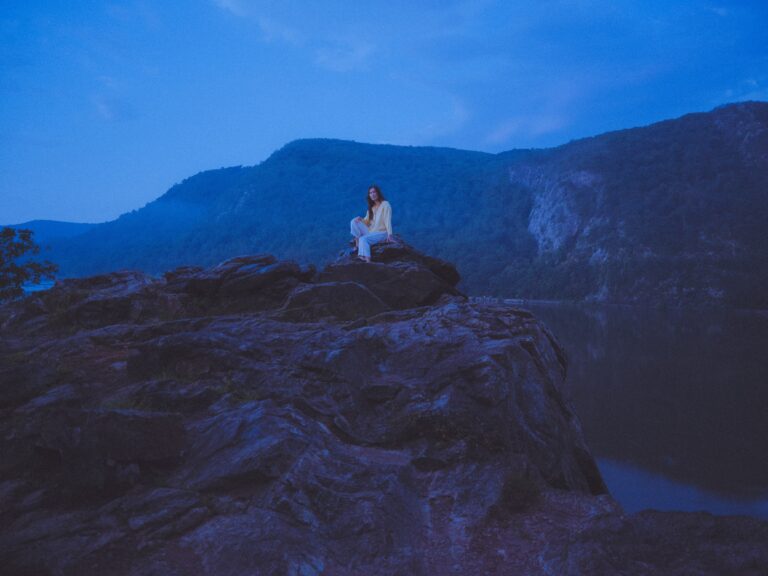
[1,242,766,575]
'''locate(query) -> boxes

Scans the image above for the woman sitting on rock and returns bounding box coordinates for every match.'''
[350,184,393,263]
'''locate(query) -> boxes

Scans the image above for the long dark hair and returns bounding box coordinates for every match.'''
[366,184,386,221]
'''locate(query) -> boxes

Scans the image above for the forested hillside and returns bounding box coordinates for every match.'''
[37,101,768,307]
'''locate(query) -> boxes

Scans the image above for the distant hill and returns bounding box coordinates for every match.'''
[5,220,97,245]
[32,101,768,307]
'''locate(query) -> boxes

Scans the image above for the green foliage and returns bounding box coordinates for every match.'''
[41,102,768,307]
[0,227,58,301]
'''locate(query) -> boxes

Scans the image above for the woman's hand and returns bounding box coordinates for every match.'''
[354,216,363,222]
[386,234,393,243]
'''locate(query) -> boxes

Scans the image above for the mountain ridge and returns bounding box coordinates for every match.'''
[14,101,766,226]
[14,100,768,307]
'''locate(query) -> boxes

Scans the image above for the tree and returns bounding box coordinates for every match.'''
[0,227,58,301]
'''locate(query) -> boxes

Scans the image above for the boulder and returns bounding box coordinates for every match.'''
[279,281,391,321]
[322,238,465,309]
[340,236,462,287]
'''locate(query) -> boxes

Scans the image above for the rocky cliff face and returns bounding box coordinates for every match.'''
[1,242,766,575]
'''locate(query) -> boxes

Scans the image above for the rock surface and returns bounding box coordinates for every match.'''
[1,241,766,575]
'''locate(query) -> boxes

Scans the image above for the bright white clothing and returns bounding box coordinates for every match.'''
[349,219,388,258]
[363,201,393,236]
[350,218,369,238]
[358,231,388,258]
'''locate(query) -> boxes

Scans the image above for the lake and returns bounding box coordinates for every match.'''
[520,301,768,520]
[21,279,56,294]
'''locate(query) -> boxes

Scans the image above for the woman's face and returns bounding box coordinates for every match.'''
[368,188,379,202]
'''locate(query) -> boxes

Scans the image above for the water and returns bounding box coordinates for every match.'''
[519,302,768,520]
[21,279,55,294]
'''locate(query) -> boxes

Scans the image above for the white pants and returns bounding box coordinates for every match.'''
[350,218,388,258]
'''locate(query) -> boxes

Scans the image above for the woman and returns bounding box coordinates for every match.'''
[349,184,393,262]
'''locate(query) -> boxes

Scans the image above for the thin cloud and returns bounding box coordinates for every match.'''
[91,75,134,123]
[106,1,162,29]
[705,5,729,17]
[410,96,471,145]
[92,94,136,122]
[212,5,369,69]
[314,40,374,72]
[256,15,304,45]
[92,94,116,121]
[484,106,571,146]
[212,0,248,18]
[485,113,569,145]
[724,78,768,102]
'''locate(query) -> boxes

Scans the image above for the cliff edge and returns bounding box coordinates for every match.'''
[1,241,766,575]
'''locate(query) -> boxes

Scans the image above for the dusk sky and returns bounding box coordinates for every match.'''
[2,0,767,224]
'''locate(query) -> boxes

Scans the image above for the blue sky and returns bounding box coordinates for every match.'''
[2,0,767,224]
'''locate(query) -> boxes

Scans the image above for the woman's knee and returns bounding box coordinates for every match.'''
[350,220,363,236]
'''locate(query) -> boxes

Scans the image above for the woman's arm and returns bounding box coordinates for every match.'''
[382,202,393,236]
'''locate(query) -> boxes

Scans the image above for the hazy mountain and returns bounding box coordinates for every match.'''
[5,220,98,245]
[34,101,768,307]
